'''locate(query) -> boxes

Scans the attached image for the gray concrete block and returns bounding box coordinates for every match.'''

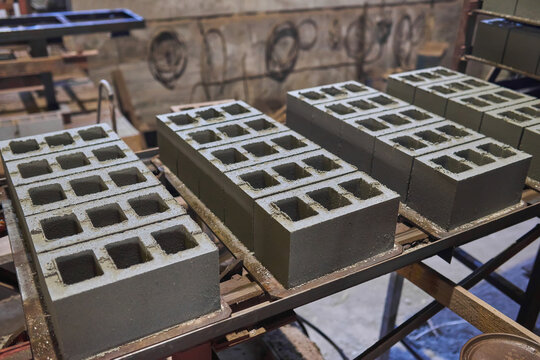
[24,185,186,256]
[482,0,518,14]
[519,123,540,181]
[414,77,496,116]
[515,0,540,23]
[502,24,540,74]
[340,106,444,172]
[0,124,119,163]
[386,66,465,103]
[445,88,535,131]
[197,131,320,220]
[407,138,531,229]
[254,171,399,288]
[472,19,513,63]
[223,149,356,250]
[4,140,139,188]
[36,216,219,360]
[12,161,160,217]
[372,120,484,199]
[480,99,540,147]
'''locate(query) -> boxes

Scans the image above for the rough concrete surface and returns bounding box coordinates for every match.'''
[37,216,219,360]
[519,123,540,181]
[472,18,514,64]
[254,171,399,288]
[502,24,540,74]
[407,138,531,229]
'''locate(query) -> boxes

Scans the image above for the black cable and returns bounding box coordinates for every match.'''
[296,315,349,360]
[296,319,309,337]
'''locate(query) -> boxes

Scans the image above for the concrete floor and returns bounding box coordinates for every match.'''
[297,217,540,359]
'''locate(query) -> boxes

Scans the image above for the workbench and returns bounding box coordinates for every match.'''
[1,144,539,359]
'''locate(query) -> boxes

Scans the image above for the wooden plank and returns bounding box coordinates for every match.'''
[170,99,235,112]
[397,262,540,342]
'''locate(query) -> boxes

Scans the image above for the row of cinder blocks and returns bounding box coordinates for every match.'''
[289,78,531,230]
[157,101,400,288]
[387,66,539,182]
[482,0,539,21]
[0,124,220,359]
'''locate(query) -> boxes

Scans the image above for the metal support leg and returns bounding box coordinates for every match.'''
[378,272,404,360]
[516,245,540,330]
[29,39,59,111]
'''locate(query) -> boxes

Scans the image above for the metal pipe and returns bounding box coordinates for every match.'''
[97,79,117,132]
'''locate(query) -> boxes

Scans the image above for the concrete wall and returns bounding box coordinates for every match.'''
[70,0,462,129]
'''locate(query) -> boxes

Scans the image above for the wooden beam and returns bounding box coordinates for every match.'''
[397,262,540,342]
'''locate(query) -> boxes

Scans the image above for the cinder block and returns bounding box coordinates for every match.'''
[472,19,514,63]
[24,185,186,256]
[310,92,409,152]
[340,106,444,172]
[407,138,531,229]
[445,88,535,130]
[515,0,540,22]
[0,124,119,163]
[502,24,540,74]
[223,149,356,250]
[480,100,540,147]
[386,66,464,103]
[482,0,518,14]
[4,140,139,188]
[520,123,540,181]
[197,131,319,220]
[372,120,484,199]
[12,161,160,217]
[254,172,399,288]
[414,77,496,116]
[37,216,219,360]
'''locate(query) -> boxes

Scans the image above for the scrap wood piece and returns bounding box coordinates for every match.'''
[397,262,540,343]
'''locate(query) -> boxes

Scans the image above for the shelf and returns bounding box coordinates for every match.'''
[463,55,540,81]
[474,9,540,27]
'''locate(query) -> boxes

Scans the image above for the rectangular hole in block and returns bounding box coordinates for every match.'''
[222,103,249,115]
[478,143,516,159]
[455,149,495,166]
[400,109,431,120]
[92,145,126,162]
[495,90,523,100]
[430,85,455,95]
[78,127,108,141]
[9,139,39,154]
[432,155,472,173]
[479,94,506,104]
[415,130,449,144]
[462,79,488,88]
[342,83,367,93]
[436,125,470,138]
[106,237,152,269]
[500,111,530,123]
[240,170,280,190]
[56,152,90,170]
[109,167,146,187]
[41,213,82,240]
[18,160,52,178]
[418,72,441,80]
[321,86,346,97]
[356,118,389,131]
[348,100,376,111]
[300,90,326,100]
[339,178,382,200]
[447,82,471,91]
[273,163,311,181]
[242,142,278,157]
[303,154,341,172]
[86,204,127,228]
[274,197,317,222]
[45,132,74,147]
[369,95,396,106]
[56,250,103,285]
[462,97,490,107]
[151,225,197,255]
[401,74,424,82]
[516,107,540,118]
[327,103,356,115]
[188,129,222,144]
[391,136,427,150]
[433,69,456,77]
[29,184,66,205]
[212,148,248,165]
[218,124,249,138]
[271,135,307,150]
[169,113,197,126]
[245,118,277,131]
[196,108,223,121]
[380,114,411,126]
[128,193,169,217]
[70,175,108,196]
[307,187,351,210]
